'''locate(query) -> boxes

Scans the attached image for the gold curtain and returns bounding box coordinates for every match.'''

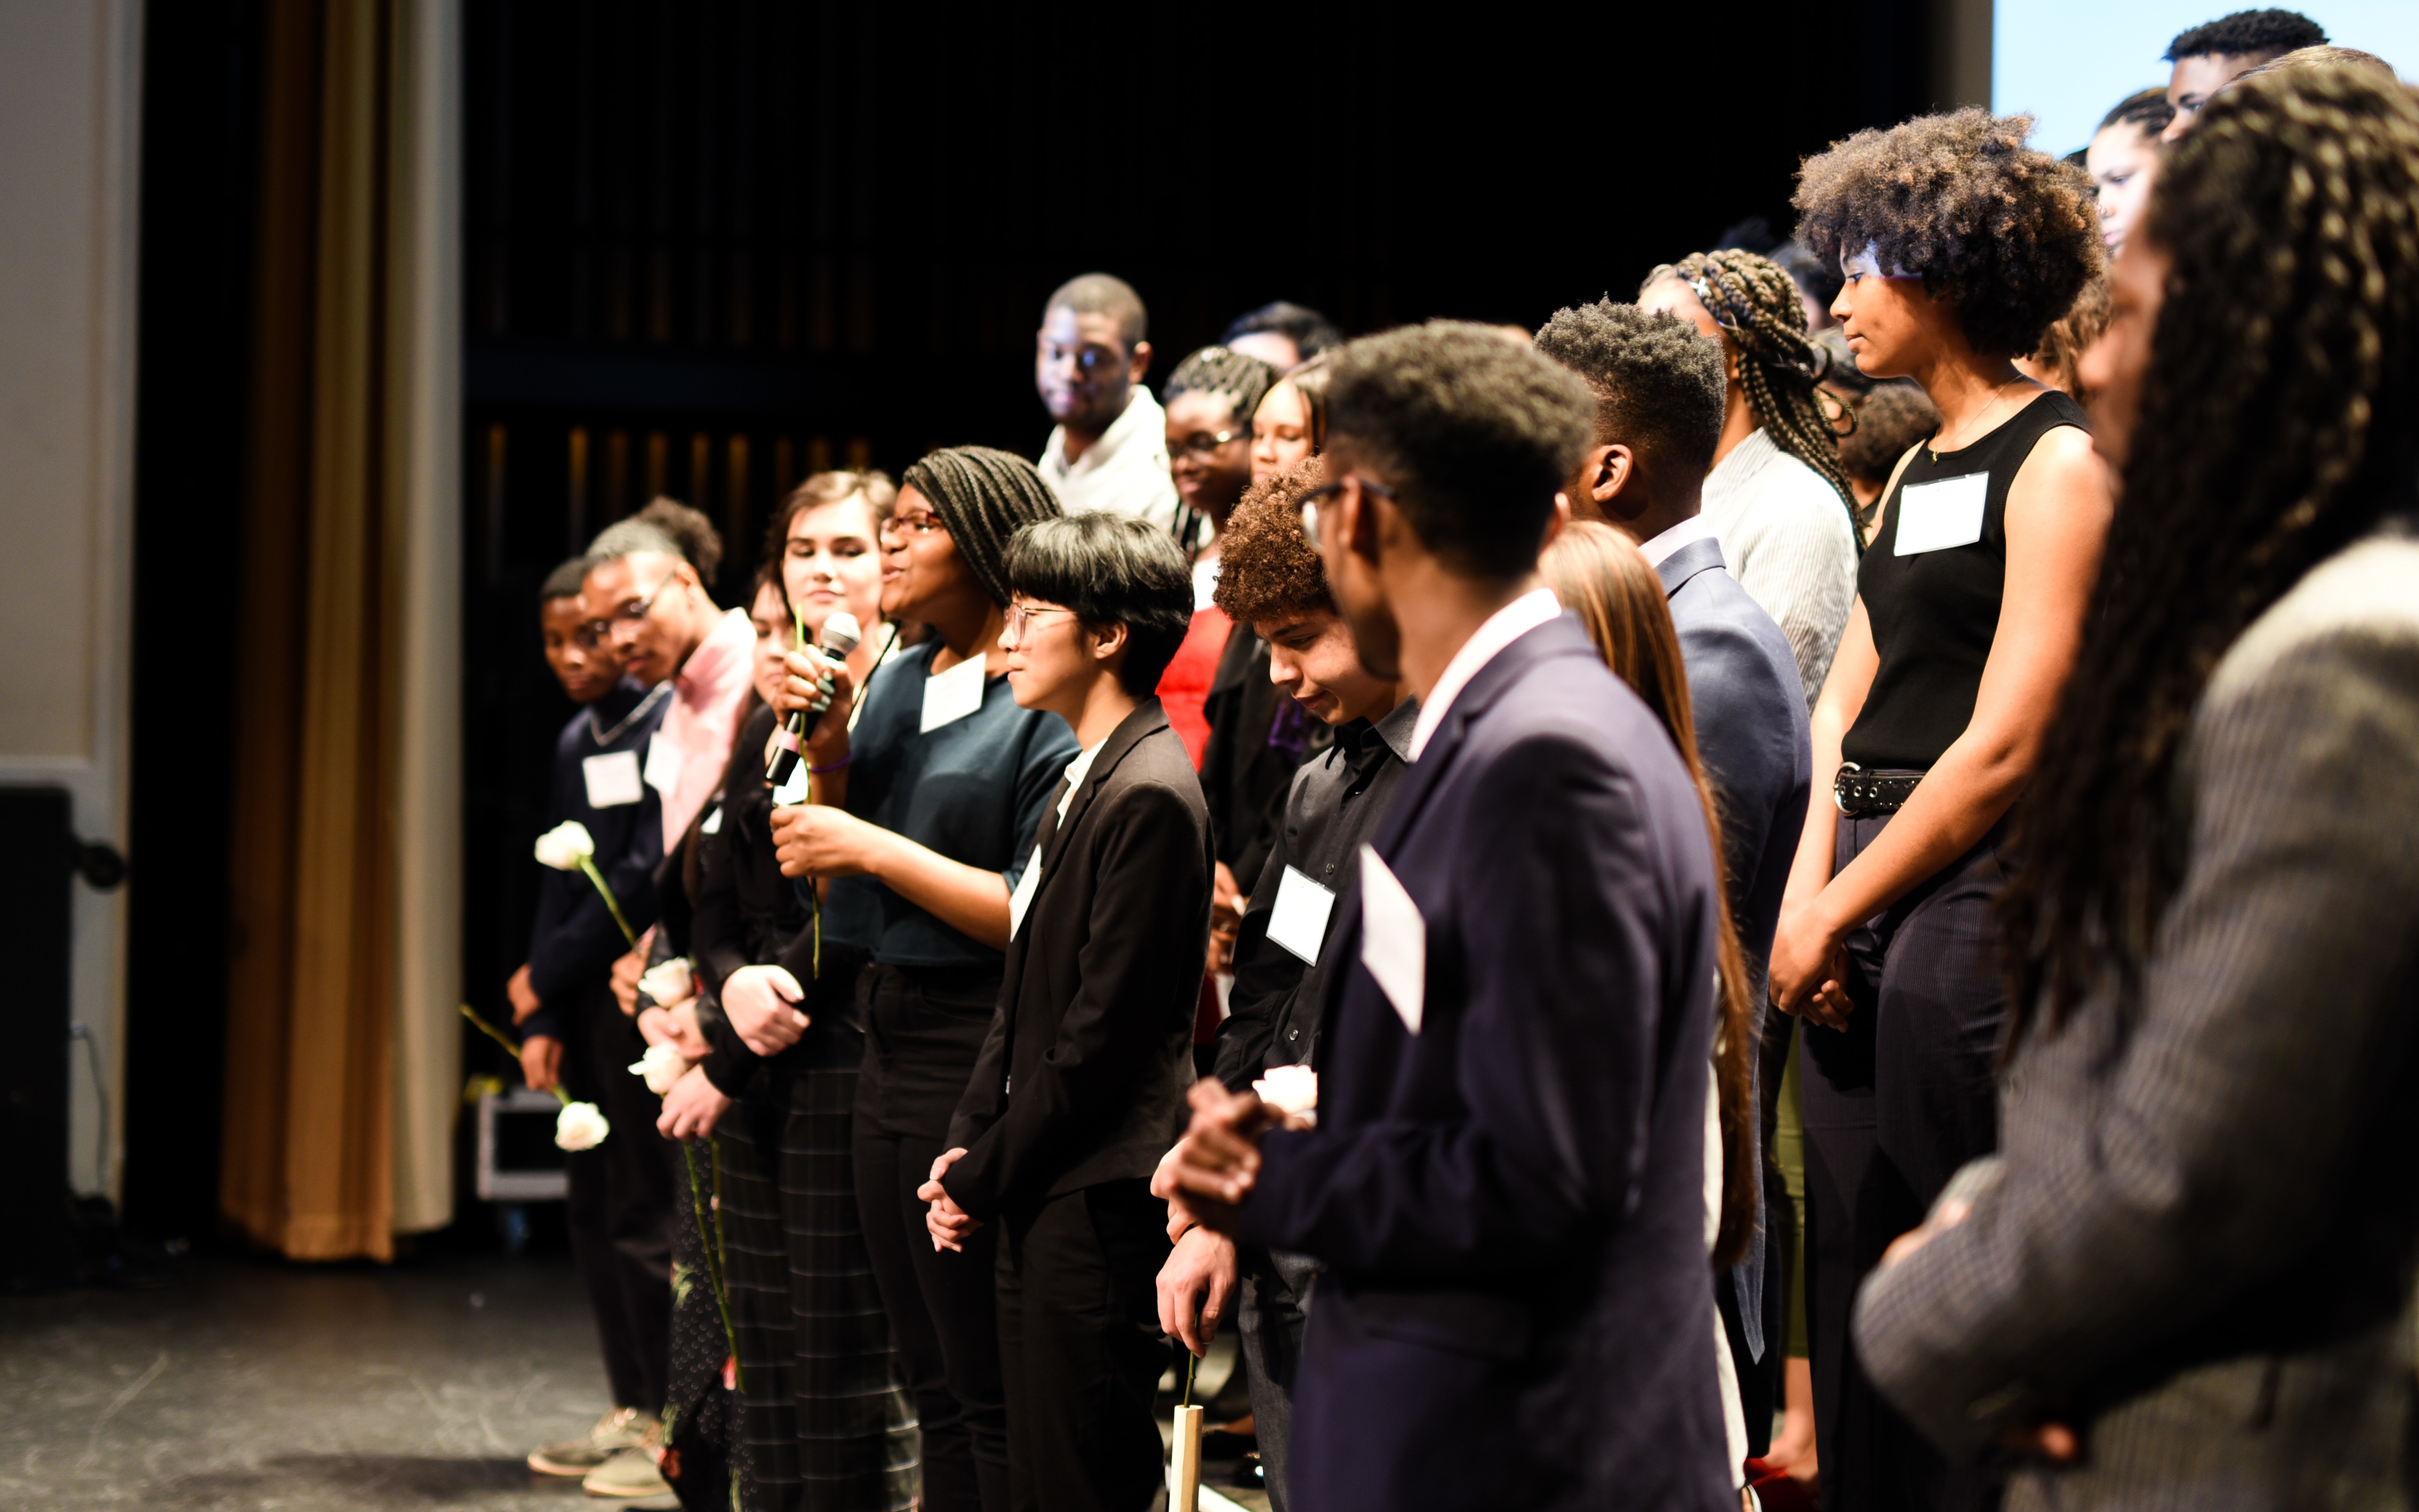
[222,0,459,1261]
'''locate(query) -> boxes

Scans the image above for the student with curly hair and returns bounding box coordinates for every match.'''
[1856,65,2419,1508]
[1641,251,1861,707]
[1776,106,2112,1512]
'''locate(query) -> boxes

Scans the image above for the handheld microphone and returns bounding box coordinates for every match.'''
[766,611,861,788]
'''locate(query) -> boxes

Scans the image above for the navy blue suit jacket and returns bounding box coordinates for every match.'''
[1659,534,1810,981]
[522,681,668,1043]
[1235,613,1735,1512]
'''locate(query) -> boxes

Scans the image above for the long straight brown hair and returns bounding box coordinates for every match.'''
[1542,519,1757,1269]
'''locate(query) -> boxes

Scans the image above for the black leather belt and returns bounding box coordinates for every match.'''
[1833,764,1925,816]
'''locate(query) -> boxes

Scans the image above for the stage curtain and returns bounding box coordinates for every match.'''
[221,0,459,1261]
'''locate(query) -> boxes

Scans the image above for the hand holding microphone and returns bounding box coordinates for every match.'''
[766,611,861,787]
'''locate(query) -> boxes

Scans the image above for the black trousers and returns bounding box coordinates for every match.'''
[995,1179,1173,1512]
[1798,809,2009,1512]
[852,962,1011,1512]
[1239,1246,1318,1512]
[560,980,676,1414]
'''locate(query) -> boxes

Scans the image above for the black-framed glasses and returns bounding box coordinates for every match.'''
[1171,426,1251,460]
[1004,601,1078,640]
[1295,474,1395,549]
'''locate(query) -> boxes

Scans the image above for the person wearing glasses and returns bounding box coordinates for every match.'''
[1158,323,1740,1512]
[515,554,677,1491]
[1155,345,1279,766]
[1775,109,2109,1512]
[763,446,1071,1512]
[1034,272,1184,542]
[580,511,754,854]
[922,510,1210,1512]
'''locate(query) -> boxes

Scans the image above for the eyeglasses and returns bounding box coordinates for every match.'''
[576,571,682,649]
[1171,427,1251,460]
[882,510,948,542]
[1004,602,1078,641]
[1293,474,1395,549]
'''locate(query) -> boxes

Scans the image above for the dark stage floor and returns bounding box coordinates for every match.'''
[0,1251,651,1511]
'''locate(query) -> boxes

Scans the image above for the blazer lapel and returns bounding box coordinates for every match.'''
[1032,697,1169,895]
[1654,535,1728,600]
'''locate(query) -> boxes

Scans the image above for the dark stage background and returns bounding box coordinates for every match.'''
[124,0,1940,1246]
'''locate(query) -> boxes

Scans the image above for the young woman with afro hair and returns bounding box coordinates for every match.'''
[1769,106,2111,1512]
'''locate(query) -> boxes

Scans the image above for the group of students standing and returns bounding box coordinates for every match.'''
[502,39,2419,1512]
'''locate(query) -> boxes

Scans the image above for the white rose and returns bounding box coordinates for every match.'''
[554,1100,610,1150]
[534,821,597,871]
[628,1042,689,1096]
[637,956,694,1009]
[1253,1065,1318,1126]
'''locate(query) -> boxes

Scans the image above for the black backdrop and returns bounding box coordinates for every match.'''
[127,0,1939,1244]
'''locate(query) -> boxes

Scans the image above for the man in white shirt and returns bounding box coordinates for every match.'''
[1034,272,1184,540]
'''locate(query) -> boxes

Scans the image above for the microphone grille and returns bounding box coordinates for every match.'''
[819,612,863,656]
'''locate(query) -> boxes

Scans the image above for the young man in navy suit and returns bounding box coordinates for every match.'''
[1536,299,1813,1456]
[1159,321,1738,1511]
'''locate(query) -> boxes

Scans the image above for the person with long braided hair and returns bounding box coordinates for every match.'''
[1773,107,2109,1512]
[1853,67,2419,1508]
[1642,250,1860,707]
[764,446,1076,1512]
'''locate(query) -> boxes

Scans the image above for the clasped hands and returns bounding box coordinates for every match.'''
[1150,1078,1288,1232]
[1768,899,1855,1029]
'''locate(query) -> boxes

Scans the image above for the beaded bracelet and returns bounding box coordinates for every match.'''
[810,755,852,774]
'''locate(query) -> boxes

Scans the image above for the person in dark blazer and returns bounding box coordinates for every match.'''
[921,512,1212,1512]
[514,557,677,1482]
[1536,298,1813,1462]
[1160,323,1737,1512]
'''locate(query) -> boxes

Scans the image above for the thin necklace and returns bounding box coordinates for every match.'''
[1929,377,2033,460]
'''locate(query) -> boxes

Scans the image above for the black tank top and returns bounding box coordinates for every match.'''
[1841,390,2089,771]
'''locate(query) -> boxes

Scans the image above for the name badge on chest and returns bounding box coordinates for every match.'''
[1893,473,1989,555]
[1358,846,1425,1035]
[1265,865,1336,966]
[920,653,988,733]
[642,734,682,794]
[582,750,644,809]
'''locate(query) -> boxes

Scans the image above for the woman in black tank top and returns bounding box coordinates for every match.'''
[1771,110,2112,1512]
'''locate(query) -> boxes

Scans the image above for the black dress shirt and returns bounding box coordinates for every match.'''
[1212,696,1417,1089]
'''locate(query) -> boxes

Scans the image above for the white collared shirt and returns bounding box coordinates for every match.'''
[1055,736,1109,824]
[1039,386,1184,539]
[1407,587,1564,761]
[1636,512,1726,569]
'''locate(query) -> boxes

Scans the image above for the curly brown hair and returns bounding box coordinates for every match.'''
[1212,457,1329,626]
[2003,66,2419,1033]
[1793,108,2102,358]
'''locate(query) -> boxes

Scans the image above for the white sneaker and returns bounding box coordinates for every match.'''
[581,1443,672,1499]
[527,1406,648,1477]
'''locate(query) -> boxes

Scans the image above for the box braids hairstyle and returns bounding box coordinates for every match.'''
[1646,250,1860,538]
[899,446,1064,608]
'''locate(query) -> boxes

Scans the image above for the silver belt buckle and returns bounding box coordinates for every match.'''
[1833,761,1862,816]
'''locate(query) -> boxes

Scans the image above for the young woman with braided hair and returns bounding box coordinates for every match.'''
[1770,107,2109,1512]
[1642,250,1861,707]
[1854,66,2419,1506]
[762,446,1077,1512]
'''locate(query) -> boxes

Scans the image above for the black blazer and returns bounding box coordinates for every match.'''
[1234,613,1735,1512]
[942,697,1213,1220]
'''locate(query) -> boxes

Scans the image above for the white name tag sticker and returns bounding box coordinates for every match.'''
[771,757,811,806]
[642,734,682,794]
[919,653,988,733]
[1266,865,1336,966]
[1006,845,1042,940]
[582,750,644,809]
[1358,846,1425,1035]
[1893,473,1989,556]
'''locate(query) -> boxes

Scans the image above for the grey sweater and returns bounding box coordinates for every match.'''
[1852,521,2419,1511]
